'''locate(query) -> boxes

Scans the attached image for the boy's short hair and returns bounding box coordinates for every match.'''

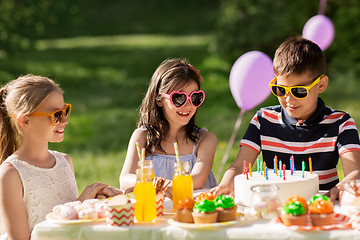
[273,36,326,78]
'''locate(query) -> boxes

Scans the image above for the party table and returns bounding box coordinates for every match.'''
[31,197,360,240]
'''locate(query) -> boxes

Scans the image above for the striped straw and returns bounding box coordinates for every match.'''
[173,142,182,175]
[136,142,142,161]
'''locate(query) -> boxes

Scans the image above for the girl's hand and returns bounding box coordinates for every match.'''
[98,185,123,198]
[209,184,234,198]
[78,182,109,202]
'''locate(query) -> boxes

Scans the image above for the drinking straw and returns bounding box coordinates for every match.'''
[173,142,182,175]
[136,142,141,160]
[141,148,145,181]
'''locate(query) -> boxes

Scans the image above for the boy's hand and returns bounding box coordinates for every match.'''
[325,185,343,204]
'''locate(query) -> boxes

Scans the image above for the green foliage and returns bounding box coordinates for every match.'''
[0,0,75,55]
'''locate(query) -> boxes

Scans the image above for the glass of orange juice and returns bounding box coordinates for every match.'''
[134,166,157,222]
[172,161,193,212]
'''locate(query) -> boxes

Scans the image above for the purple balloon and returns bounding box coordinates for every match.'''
[302,15,335,51]
[229,51,273,111]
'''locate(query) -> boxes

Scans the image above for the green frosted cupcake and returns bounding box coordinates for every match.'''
[215,195,237,222]
[192,200,218,224]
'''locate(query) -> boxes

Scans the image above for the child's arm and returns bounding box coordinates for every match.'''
[0,164,31,240]
[119,128,147,192]
[212,145,258,196]
[190,131,217,189]
[327,151,360,203]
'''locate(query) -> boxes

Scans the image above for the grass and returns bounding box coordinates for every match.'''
[0,33,356,190]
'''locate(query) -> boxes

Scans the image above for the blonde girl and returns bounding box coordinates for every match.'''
[0,75,120,240]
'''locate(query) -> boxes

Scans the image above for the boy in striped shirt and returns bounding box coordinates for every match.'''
[213,36,360,202]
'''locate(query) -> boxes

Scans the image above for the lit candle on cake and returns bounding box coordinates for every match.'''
[279,160,282,178]
[309,157,313,174]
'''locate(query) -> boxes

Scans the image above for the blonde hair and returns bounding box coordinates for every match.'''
[0,75,62,163]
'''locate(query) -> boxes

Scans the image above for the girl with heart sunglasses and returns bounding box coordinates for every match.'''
[120,58,217,194]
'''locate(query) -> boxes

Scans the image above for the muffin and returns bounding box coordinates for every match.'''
[175,198,195,223]
[281,202,308,226]
[308,198,334,226]
[192,200,218,224]
[215,195,237,222]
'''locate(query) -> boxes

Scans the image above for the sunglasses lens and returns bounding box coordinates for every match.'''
[291,87,308,98]
[191,92,204,107]
[272,86,286,97]
[53,110,63,125]
[171,93,187,107]
[65,105,71,118]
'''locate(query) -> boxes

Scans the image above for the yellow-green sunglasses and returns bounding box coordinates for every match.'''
[269,74,324,99]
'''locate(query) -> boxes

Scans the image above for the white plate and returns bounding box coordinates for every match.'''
[168,218,239,229]
[46,213,105,225]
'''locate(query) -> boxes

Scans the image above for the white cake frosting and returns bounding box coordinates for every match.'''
[234,170,319,206]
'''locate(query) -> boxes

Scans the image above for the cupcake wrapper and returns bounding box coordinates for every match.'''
[105,202,134,227]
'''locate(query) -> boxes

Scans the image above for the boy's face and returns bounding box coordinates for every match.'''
[275,73,328,121]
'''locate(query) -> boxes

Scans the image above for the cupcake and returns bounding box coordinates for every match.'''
[105,195,134,227]
[281,202,307,226]
[285,195,308,212]
[195,191,216,202]
[308,193,331,205]
[192,199,218,224]
[176,198,195,223]
[308,197,334,226]
[215,195,237,222]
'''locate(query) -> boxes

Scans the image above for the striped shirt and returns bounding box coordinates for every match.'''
[240,98,360,190]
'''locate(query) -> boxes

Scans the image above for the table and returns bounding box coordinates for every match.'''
[31,199,360,240]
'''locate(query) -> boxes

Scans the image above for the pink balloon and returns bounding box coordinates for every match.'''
[229,51,273,111]
[302,15,335,51]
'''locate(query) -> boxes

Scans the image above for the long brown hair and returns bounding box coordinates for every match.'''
[0,75,62,163]
[138,58,203,154]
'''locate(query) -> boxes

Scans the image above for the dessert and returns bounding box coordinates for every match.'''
[105,195,135,227]
[281,201,307,226]
[308,196,334,226]
[175,198,195,223]
[195,191,216,202]
[153,177,170,217]
[215,195,237,222]
[285,195,308,211]
[234,170,319,206]
[192,200,218,224]
[51,199,105,220]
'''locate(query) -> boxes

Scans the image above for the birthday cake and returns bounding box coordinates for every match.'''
[234,170,319,206]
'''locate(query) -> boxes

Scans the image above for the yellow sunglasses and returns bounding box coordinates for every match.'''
[28,103,71,126]
[269,74,324,99]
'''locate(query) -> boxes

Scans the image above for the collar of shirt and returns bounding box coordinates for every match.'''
[281,97,326,126]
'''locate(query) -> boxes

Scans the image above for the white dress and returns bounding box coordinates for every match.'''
[0,150,78,238]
